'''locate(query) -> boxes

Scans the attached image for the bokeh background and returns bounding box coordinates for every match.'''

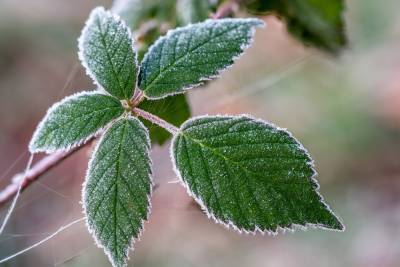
[1,0,400,266]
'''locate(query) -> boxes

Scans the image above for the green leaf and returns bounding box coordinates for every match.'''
[243,0,347,53]
[83,116,152,267]
[29,92,124,153]
[177,0,211,25]
[172,115,343,233]
[138,18,264,99]
[79,7,137,99]
[138,94,191,145]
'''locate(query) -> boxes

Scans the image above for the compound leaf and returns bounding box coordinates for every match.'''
[84,116,152,267]
[138,94,191,145]
[79,7,137,99]
[172,115,343,233]
[29,91,124,153]
[244,0,347,53]
[138,18,264,99]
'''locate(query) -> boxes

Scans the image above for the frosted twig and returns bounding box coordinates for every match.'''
[134,107,179,134]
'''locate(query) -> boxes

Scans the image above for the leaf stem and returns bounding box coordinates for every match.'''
[134,107,179,135]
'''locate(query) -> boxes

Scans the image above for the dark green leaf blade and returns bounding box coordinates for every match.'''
[138,94,191,145]
[83,116,152,267]
[244,0,347,53]
[172,115,343,233]
[29,92,124,153]
[138,18,264,99]
[79,7,137,99]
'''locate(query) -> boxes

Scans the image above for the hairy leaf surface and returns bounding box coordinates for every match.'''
[172,115,343,233]
[84,116,152,267]
[138,94,191,145]
[29,92,124,153]
[138,18,264,99]
[79,7,137,99]
[244,0,346,53]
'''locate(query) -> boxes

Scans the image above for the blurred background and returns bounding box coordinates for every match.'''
[0,0,400,266]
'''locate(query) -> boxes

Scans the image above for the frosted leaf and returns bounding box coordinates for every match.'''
[138,18,264,99]
[83,116,152,267]
[172,115,344,234]
[79,7,138,100]
[29,92,124,153]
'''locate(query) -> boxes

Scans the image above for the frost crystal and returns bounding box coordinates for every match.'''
[138,18,264,99]
[171,115,344,234]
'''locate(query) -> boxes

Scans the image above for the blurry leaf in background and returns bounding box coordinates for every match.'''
[138,94,191,145]
[112,0,177,31]
[243,0,347,54]
[176,0,211,24]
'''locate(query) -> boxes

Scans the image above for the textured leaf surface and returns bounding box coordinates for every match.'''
[29,92,123,153]
[172,115,343,233]
[244,0,346,53]
[138,94,191,145]
[84,116,152,267]
[79,7,137,99]
[138,18,264,99]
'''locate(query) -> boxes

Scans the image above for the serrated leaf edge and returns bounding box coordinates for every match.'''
[78,6,139,100]
[81,115,154,267]
[170,114,345,235]
[139,18,265,100]
[29,91,122,154]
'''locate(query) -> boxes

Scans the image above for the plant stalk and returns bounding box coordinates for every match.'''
[133,107,179,135]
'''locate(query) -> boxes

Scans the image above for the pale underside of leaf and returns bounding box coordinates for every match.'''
[138,18,264,99]
[83,116,152,267]
[79,6,138,100]
[172,115,344,234]
[29,91,124,153]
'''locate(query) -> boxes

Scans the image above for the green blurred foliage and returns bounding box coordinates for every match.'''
[243,0,347,54]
